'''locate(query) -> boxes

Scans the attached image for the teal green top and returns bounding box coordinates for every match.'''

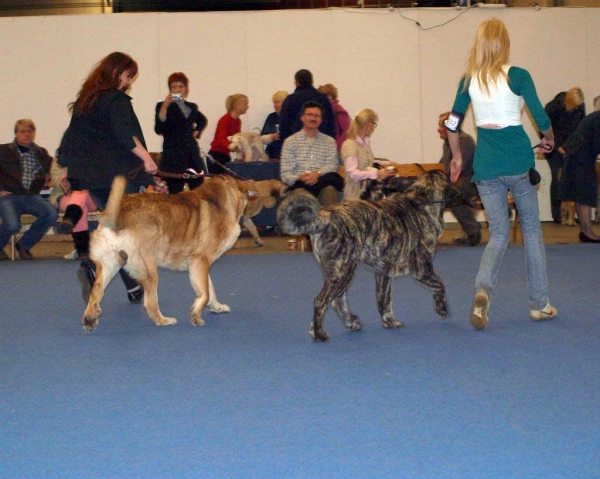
[451,67,551,182]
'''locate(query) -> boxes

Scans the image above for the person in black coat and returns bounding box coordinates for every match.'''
[155,72,208,193]
[559,110,600,243]
[544,87,586,223]
[59,52,158,304]
[260,90,288,160]
[278,69,336,143]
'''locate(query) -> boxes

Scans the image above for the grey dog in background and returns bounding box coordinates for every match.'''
[277,170,466,342]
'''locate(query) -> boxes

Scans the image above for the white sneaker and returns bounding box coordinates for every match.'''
[63,249,78,260]
[530,302,557,321]
[470,290,489,330]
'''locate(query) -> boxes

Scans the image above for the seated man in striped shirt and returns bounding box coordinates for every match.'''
[280,101,343,207]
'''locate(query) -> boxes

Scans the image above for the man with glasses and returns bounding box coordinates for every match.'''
[280,101,342,207]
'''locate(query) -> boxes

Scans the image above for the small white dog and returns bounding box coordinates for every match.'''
[228,132,271,162]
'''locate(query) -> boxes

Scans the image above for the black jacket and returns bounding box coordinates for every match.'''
[59,89,154,190]
[154,101,207,173]
[0,142,53,195]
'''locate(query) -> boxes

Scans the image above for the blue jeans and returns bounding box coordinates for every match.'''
[0,194,58,250]
[475,173,549,310]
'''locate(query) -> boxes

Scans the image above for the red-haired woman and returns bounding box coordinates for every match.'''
[155,72,208,194]
[59,51,158,305]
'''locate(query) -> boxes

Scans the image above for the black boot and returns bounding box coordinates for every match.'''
[119,268,144,304]
[77,257,96,304]
[58,204,84,235]
[72,230,90,259]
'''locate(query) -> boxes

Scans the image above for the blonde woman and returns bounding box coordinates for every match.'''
[341,109,394,200]
[445,18,556,330]
[260,90,288,159]
[208,93,249,173]
[544,87,586,223]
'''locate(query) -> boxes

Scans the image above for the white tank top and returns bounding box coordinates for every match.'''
[468,65,524,128]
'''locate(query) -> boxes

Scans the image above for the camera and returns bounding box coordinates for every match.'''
[171,93,183,100]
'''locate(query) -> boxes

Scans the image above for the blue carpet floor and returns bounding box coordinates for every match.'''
[1,245,599,478]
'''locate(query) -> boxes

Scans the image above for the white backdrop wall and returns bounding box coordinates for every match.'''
[1,7,599,219]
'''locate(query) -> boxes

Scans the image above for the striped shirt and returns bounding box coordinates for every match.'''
[280,130,338,185]
[15,141,43,190]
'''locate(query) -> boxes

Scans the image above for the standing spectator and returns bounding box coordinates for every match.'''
[559,110,600,243]
[544,87,586,223]
[341,108,394,201]
[59,51,157,304]
[278,69,336,142]
[0,119,58,260]
[207,93,248,174]
[260,90,288,160]
[438,111,481,246]
[280,101,342,207]
[155,72,208,193]
[318,83,351,153]
[446,19,557,330]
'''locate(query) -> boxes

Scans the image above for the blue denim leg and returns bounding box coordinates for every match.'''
[0,196,23,248]
[475,173,549,310]
[474,177,510,300]
[508,173,549,310]
[17,195,59,250]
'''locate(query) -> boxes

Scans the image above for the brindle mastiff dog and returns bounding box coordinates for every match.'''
[277,170,466,342]
[82,175,249,331]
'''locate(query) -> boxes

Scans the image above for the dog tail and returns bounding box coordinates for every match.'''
[100,176,127,231]
[277,189,324,236]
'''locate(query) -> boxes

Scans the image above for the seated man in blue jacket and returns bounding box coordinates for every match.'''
[0,119,58,260]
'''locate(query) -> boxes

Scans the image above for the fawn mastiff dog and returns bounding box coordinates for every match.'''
[277,170,468,342]
[81,175,250,331]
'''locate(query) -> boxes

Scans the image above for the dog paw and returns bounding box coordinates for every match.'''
[382,317,404,329]
[435,302,448,319]
[312,330,330,342]
[309,323,330,342]
[208,302,230,314]
[190,312,205,327]
[82,314,99,332]
[348,320,363,332]
[155,316,177,326]
[254,239,264,247]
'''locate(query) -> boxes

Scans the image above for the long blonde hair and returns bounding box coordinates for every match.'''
[463,18,510,96]
[346,109,378,140]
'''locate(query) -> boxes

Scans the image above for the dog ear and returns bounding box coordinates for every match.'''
[406,190,426,209]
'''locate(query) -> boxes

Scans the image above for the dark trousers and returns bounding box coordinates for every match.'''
[206,150,232,175]
[546,152,564,222]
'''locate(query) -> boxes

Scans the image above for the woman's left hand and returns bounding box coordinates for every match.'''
[144,158,158,174]
[537,138,555,154]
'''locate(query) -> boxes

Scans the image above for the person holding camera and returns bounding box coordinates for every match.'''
[155,72,208,194]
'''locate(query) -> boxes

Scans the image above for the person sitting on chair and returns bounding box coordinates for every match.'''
[280,101,342,207]
[0,119,58,261]
[438,111,482,246]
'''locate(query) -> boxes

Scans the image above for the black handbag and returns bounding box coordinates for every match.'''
[529,168,541,186]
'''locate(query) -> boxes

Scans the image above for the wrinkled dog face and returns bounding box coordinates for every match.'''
[360,176,415,201]
[362,171,473,209]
